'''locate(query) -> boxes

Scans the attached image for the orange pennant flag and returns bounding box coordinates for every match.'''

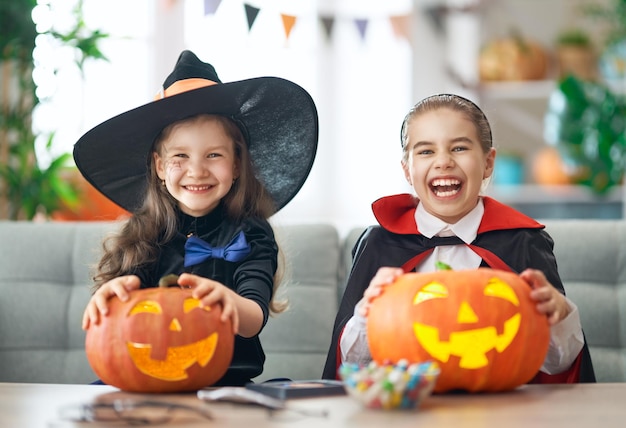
[281,14,297,40]
[161,0,178,10]
[389,14,412,41]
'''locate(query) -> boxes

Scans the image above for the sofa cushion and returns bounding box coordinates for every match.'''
[543,220,626,382]
[0,221,116,384]
[254,224,340,382]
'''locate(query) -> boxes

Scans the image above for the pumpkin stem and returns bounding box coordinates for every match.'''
[158,274,180,288]
[435,261,453,271]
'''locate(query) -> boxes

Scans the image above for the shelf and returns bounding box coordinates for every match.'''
[486,185,623,219]
[478,80,556,100]
[487,184,622,204]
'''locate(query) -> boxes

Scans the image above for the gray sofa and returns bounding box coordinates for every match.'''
[0,220,624,385]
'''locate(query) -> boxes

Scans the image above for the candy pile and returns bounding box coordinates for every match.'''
[339,360,439,410]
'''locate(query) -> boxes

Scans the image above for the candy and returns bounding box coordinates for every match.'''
[339,360,439,410]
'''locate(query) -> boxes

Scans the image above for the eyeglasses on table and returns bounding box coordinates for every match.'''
[57,399,213,425]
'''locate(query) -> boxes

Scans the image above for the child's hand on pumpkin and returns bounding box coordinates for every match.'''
[82,275,141,330]
[520,268,570,325]
[357,267,404,318]
[178,273,240,336]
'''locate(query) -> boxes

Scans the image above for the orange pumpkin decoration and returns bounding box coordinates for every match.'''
[367,269,550,393]
[85,285,234,392]
[531,146,590,186]
[479,36,548,81]
[52,168,130,221]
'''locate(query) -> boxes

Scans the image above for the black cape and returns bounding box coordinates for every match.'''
[321,194,595,383]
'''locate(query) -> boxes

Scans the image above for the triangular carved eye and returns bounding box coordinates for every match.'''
[129,300,162,316]
[183,297,212,313]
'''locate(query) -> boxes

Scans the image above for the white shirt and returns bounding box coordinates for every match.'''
[340,198,585,375]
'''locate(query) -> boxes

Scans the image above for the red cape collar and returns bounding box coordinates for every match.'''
[372,193,544,235]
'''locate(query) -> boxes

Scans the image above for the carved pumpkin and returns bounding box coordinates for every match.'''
[85,286,234,392]
[367,268,550,393]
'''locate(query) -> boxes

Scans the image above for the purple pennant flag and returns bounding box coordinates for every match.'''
[203,0,222,15]
[244,3,261,31]
[354,18,368,41]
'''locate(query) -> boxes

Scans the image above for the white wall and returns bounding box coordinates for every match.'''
[37,0,417,236]
[36,0,606,234]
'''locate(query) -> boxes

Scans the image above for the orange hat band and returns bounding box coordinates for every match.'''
[154,78,218,100]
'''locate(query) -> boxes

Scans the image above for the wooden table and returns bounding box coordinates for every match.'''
[1,382,625,427]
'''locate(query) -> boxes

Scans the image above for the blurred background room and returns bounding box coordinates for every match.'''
[1,0,625,234]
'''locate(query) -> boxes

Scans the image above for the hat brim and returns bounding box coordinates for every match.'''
[73,77,318,213]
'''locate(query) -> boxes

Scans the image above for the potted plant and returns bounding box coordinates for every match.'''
[555,28,597,81]
[582,0,626,85]
[0,0,108,220]
[541,2,626,195]
[543,75,626,194]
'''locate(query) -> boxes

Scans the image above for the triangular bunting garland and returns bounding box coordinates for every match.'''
[281,14,297,40]
[174,4,414,45]
[244,3,260,31]
[203,0,222,15]
[320,15,335,41]
[389,14,411,41]
[161,0,178,10]
[354,18,369,41]
[424,4,446,35]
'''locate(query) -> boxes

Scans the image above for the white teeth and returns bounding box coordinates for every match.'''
[431,178,460,187]
[186,185,210,191]
[430,178,461,197]
[434,189,459,197]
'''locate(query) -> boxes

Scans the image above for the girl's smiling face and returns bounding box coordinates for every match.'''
[402,108,495,224]
[154,116,239,217]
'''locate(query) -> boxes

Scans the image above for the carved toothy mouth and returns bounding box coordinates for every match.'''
[126,332,218,381]
[412,314,521,369]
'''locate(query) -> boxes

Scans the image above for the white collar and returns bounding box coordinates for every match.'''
[415,198,484,244]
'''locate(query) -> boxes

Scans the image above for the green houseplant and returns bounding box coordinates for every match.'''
[583,0,626,47]
[582,0,626,83]
[541,2,626,194]
[0,0,108,220]
[555,28,597,81]
[543,75,626,194]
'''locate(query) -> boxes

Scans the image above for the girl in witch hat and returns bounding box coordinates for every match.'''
[76,50,318,386]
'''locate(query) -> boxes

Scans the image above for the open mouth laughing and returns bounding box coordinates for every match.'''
[430,178,462,197]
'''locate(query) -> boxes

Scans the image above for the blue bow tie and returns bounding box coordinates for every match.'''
[184,231,251,267]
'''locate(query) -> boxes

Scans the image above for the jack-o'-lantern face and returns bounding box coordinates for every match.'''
[412,277,521,369]
[367,269,550,393]
[85,287,234,393]
[125,297,219,381]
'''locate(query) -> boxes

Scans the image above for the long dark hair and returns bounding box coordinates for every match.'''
[93,114,287,313]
